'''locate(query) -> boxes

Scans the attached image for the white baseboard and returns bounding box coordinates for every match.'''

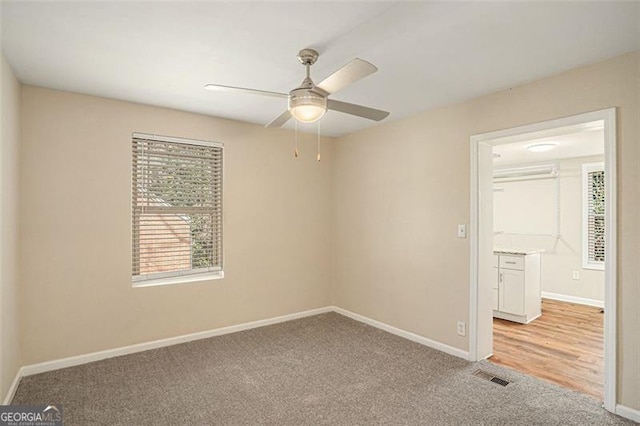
[5,303,634,420]
[332,306,469,360]
[616,404,640,422]
[20,306,333,378]
[15,304,468,379]
[8,304,472,403]
[2,367,24,404]
[542,292,604,308]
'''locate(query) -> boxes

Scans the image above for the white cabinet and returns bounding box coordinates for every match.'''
[499,269,525,315]
[493,252,541,324]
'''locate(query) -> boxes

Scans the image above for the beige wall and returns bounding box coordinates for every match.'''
[0,54,21,399]
[333,52,639,409]
[11,51,640,411]
[19,86,334,365]
[494,156,605,302]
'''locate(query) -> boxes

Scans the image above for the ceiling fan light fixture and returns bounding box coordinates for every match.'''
[288,88,327,123]
[206,48,389,129]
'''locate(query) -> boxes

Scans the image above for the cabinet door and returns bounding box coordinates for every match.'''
[492,267,499,310]
[499,269,525,315]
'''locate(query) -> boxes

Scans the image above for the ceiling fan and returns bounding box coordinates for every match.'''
[205,48,389,128]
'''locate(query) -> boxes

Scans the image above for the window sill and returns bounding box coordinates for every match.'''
[582,264,605,271]
[132,271,224,288]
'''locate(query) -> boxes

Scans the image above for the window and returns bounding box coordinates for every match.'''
[582,162,604,270]
[132,133,223,286]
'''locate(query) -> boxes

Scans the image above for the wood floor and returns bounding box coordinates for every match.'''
[490,298,604,400]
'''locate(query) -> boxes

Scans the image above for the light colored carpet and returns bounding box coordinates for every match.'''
[12,312,634,425]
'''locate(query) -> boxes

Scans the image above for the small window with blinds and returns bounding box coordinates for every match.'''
[582,162,605,270]
[132,133,223,286]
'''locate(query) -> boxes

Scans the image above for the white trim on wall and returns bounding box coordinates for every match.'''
[541,292,604,308]
[602,108,617,413]
[469,108,617,413]
[615,405,640,423]
[469,140,480,362]
[333,307,469,360]
[3,305,469,404]
[2,367,24,405]
[6,302,637,422]
[19,307,332,377]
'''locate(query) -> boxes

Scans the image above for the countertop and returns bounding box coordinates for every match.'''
[494,248,545,255]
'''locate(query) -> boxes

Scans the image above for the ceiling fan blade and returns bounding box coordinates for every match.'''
[317,58,378,95]
[327,99,389,121]
[205,84,288,99]
[265,110,292,128]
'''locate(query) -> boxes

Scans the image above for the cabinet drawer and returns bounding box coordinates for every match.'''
[499,255,524,270]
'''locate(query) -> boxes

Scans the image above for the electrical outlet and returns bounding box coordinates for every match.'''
[457,321,466,336]
[572,270,580,280]
[457,225,467,238]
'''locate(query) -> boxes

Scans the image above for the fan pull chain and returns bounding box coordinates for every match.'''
[316,121,321,162]
[294,120,299,158]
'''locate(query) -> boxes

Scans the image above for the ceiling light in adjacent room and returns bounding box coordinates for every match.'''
[526,143,557,152]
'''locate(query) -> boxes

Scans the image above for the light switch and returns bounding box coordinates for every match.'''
[457,225,467,238]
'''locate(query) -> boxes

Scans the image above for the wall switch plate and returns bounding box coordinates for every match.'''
[457,225,467,238]
[457,321,466,336]
[572,270,580,280]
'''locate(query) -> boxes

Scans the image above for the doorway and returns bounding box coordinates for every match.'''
[468,109,617,411]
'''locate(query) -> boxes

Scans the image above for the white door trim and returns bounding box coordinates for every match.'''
[468,108,617,412]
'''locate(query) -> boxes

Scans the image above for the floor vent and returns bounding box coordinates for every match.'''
[490,376,510,386]
[472,369,510,386]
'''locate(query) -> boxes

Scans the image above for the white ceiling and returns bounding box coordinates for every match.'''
[2,2,639,137]
[493,124,604,167]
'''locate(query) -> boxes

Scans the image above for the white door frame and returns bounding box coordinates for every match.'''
[468,108,617,412]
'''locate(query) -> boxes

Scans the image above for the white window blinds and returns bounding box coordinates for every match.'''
[132,134,223,283]
[582,162,604,270]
